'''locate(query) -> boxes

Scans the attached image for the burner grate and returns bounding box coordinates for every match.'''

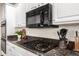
[22,39,59,53]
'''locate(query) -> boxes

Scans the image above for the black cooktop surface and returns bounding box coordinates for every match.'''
[21,39,59,53]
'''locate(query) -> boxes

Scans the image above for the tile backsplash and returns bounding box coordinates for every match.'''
[15,23,79,42]
[59,23,79,41]
[26,28,59,39]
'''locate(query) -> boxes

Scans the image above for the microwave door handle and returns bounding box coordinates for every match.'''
[40,11,44,25]
[40,11,42,25]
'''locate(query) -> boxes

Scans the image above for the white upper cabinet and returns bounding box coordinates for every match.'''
[15,3,26,27]
[0,4,5,21]
[53,3,79,24]
[25,3,37,12]
[5,4,16,35]
[25,3,47,12]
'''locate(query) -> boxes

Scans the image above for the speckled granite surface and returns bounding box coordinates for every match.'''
[44,48,79,56]
[7,36,79,56]
[7,40,79,56]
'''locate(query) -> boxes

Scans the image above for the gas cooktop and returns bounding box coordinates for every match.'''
[20,39,59,53]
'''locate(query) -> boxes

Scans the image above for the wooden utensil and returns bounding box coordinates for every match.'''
[74,31,79,52]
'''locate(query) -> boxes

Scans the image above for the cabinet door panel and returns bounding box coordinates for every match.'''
[15,4,26,27]
[54,3,79,24]
[5,5,16,35]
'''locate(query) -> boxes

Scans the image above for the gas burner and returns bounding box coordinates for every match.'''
[35,42,51,52]
[21,39,59,53]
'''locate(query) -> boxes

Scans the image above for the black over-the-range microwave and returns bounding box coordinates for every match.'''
[26,3,59,28]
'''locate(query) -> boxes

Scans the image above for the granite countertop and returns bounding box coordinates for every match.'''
[44,47,79,56]
[7,35,79,56]
[7,40,79,56]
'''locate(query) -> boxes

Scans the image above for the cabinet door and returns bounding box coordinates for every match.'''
[53,3,79,24]
[26,3,37,12]
[0,4,5,21]
[15,4,26,27]
[26,3,47,12]
[5,5,16,35]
